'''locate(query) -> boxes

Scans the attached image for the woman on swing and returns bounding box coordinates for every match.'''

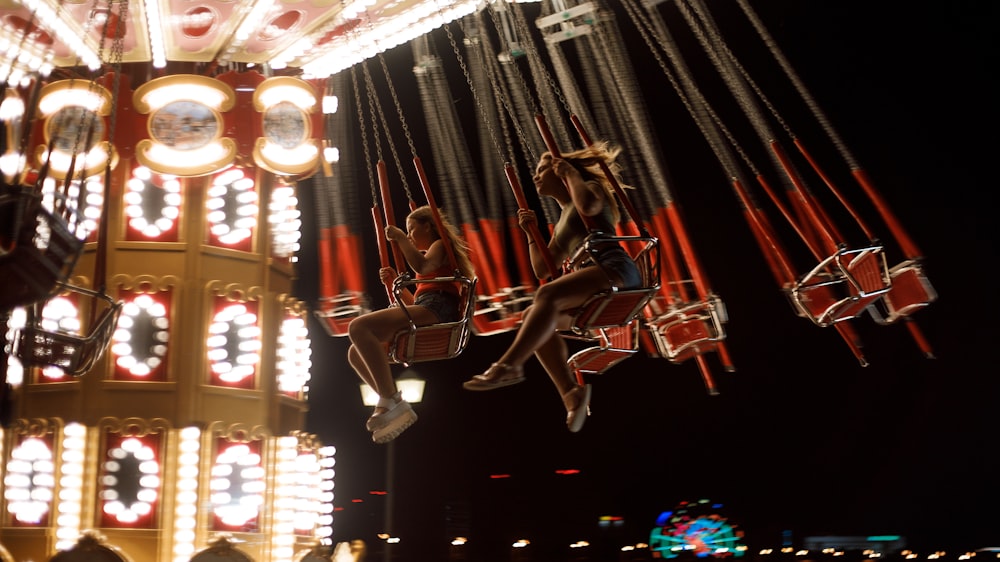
[348,205,474,444]
[463,142,642,433]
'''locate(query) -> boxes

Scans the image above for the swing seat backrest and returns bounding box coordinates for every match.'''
[645,294,728,363]
[565,234,661,335]
[388,275,478,365]
[314,291,370,337]
[470,284,534,336]
[788,244,891,327]
[869,260,938,325]
[15,285,123,377]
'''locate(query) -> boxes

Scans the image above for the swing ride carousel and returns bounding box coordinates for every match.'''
[0,0,939,560]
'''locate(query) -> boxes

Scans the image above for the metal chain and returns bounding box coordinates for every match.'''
[469,10,536,165]
[351,66,379,205]
[361,59,412,201]
[377,52,418,160]
[443,22,508,163]
[620,0,759,176]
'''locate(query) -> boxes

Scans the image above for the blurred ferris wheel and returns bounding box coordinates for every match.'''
[650,499,747,559]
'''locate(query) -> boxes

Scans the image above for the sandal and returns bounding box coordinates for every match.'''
[564,384,592,433]
[463,363,526,391]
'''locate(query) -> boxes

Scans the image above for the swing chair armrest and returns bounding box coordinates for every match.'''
[53,280,119,307]
[564,233,659,280]
[391,274,477,326]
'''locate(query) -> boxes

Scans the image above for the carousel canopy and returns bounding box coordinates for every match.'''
[0,0,539,81]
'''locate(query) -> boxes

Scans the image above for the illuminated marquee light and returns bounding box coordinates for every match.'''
[34,80,117,180]
[299,0,479,78]
[36,296,82,381]
[207,168,258,248]
[1,90,26,181]
[16,0,101,70]
[56,423,87,550]
[252,77,321,176]
[133,75,238,176]
[112,292,170,380]
[99,436,161,526]
[4,308,26,386]
[40,175,104,241]
[124,166,182,239]
[273,436,299,562]
[172,427,201,562]
[207,302,261,385]
[268,181,302,260]
[291,448,323,535]
[276,314,311,396]
[210,443,265,528]
[316,446,336,542]
[4,436,55,524]
[143,0,167,68]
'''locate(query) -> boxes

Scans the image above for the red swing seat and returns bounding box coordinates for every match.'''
[471,285,532,336]
[867,259,937,325]
[387,274,478,365]
[787,244,892,327]
[314,291,370,337]
[566,320,640,382]
[565,234,661,336]
[644,293,728,364]
[14,283,123,377]
[556,234,659,379]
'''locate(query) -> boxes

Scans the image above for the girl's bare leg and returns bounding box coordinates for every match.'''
[348,305,440,413]
[495,267,612,369]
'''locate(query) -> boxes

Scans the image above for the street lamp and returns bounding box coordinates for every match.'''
[360,369,425,562]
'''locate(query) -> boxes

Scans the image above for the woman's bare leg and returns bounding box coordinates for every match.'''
[495,266,613,368]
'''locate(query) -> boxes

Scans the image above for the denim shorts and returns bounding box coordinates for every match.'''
[414,290,461,322]
[593,246,642,290]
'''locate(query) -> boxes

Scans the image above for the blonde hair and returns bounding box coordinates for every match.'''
[407,205,475,280]
[549,141,631,225]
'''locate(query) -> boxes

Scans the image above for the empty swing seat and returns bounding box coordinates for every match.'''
[788,244,892,327]
[556,234,660,381]
[1,185,85,311]
[314,291,370,337]
[868,259,937,324]
[470,285,532,336]
[567,321,640,380]
[15,284,123,377]
[645,294,728,364]
[388,275,478,365]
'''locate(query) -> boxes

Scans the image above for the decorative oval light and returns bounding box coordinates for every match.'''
[4,436,55,524]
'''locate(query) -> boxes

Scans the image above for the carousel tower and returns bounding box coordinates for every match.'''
[0,66,334,562]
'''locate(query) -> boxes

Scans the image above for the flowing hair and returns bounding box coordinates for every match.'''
[558,141,632,225]
[407,205,475,280]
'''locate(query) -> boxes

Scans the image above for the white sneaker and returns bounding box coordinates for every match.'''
[369,393,418,444]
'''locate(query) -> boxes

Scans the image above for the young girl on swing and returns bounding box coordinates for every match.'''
[463,142,641,433]
[348,205,474,444]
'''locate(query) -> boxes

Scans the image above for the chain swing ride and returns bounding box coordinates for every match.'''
[532,0,735,393]
[620,0,936,365]
[353,51,478,366]
[406,0,726,395]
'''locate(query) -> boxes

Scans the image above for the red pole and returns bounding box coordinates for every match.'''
[504,163,559,279]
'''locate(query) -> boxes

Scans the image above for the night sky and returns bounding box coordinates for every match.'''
[296,1,997,559]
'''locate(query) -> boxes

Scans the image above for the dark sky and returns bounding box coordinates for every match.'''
[297,1,997,559]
